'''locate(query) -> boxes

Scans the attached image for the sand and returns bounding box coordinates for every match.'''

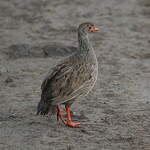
[0,0,150,149]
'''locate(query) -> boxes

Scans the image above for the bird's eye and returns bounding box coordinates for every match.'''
[88,26,92,29]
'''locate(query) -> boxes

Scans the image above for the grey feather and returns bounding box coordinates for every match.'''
[37,22,98,115]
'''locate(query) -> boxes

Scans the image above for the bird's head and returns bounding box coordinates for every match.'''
[78,22,99,34]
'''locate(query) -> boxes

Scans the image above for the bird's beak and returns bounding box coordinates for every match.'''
[90,26,99,32]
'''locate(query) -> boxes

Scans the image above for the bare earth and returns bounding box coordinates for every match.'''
[0,0,150,149]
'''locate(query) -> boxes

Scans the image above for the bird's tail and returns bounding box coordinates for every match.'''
[37,99,50,115]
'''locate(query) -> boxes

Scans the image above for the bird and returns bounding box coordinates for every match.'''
[37,22,99,127]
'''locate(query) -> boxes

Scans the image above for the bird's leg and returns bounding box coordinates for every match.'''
[56,106,66,123]
[64,105,80,127]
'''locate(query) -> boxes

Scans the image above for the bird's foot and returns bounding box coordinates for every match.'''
[63,105,80,127]
[64,121,80,128]
[56,105,80,127]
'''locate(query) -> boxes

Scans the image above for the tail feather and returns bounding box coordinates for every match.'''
[37,100,50,115]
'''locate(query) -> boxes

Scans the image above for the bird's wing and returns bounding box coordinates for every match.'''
[41,63,71,91]
[49,78,93,105]
[41,58,94,104]
[41,54,75,91]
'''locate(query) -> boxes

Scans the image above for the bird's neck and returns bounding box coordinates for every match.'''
[78,32,92,53]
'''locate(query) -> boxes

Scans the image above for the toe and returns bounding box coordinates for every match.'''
[64,121,80,127]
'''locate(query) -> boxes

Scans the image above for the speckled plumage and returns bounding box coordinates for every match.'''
[37,22,98,115]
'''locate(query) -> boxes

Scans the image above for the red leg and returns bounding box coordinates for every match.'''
[56,106,65,123]
[64,105,80,127]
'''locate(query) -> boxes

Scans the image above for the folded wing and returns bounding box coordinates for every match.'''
[41,59,94,105]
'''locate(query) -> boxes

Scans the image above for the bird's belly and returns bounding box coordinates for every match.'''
[86,68,98,95]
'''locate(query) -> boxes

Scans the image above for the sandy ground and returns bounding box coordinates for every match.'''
[0,0,150,149]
